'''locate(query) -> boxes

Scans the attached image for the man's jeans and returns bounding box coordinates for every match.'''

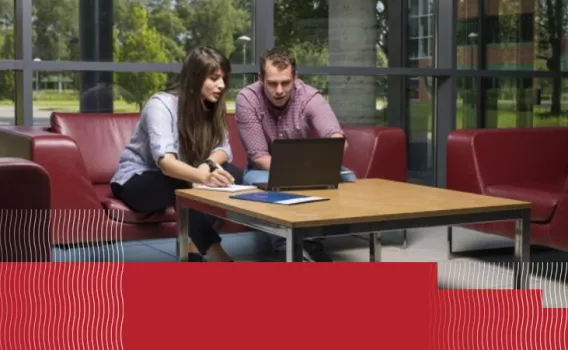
[243,165,358,252]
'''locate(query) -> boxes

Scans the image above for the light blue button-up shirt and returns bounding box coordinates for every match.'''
[111,91,233,186]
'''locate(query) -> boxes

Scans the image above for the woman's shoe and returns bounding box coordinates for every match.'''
[188,253,205,262]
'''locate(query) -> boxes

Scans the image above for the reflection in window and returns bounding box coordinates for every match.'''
[457,0,568,72]
[274,0,389,67]
[407,76,434,184]
[408,0,433,63]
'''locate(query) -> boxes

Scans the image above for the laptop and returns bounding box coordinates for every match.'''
[253,138,346,191]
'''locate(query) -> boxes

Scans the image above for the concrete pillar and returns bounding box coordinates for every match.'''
[328,0,377,125]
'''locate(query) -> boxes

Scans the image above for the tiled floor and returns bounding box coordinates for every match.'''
[52,226,568,307]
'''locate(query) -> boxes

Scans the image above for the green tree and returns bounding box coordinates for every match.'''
[0,27,14,101]
[536,0,568,115]
[115,5,168,110]
[147,8,186,62]
[176,0,248,57]
[32,0,78,60]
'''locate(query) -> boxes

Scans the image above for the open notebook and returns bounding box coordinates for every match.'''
[192,183,257,193]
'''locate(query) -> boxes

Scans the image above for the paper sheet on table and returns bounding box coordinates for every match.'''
[192,184,257,192]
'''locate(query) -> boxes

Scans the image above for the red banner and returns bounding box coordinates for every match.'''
[1,262,566,349]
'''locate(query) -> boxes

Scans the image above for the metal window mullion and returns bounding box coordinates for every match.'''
[477,0,487,128]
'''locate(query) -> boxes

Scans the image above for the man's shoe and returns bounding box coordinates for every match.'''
[302,240,333,262]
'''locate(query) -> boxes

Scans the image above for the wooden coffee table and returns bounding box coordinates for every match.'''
[175,179,531,289]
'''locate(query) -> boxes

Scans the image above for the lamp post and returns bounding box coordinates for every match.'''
[468,32,478,110]
[33,58,41,93]
[236,35,251,87]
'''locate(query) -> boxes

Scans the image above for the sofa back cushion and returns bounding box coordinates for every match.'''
[226,114,248,170]
[470,128,568,189]
[51,112,140,184]
[341,125,379,178]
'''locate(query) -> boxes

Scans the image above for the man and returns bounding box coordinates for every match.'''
[235,47,356,262]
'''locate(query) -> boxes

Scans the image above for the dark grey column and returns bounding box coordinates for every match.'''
[434,0,457,188]
[79,0,114,113]
[14,0,33,125]
[254,0,274,65]
[387,0,408,130]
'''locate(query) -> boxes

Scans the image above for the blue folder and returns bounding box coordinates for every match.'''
[230,191,329,205]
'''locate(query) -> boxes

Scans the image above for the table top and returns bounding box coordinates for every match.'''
[175,179,531,228]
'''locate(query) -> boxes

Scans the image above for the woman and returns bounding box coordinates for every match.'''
[110,46,242,262]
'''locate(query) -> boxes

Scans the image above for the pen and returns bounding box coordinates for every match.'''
[215,163,235,184]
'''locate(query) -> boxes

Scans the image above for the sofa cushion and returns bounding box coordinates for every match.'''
[226,114,247,171]
[51,112,140,185]
[485,184,563,223]
[93,184,177,224]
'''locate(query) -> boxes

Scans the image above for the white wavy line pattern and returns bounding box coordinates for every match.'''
[0,209,125,349]
[439,260,568,349]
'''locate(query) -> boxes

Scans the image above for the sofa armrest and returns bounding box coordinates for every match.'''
[446,130,484,194]
[0,158,51,261]
[343,126,407,182]
[0,126,103,210]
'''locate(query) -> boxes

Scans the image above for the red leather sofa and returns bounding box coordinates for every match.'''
[0,158,51,261]
[447,128,568,252]
[0,112,407,246]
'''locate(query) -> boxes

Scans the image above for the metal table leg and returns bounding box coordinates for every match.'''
[447,226,453,260]
[514,210,531,289]
[177,207,190,262]
[369,232,382,262]
[286,230,304,262]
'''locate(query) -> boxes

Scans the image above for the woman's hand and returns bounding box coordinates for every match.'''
[198,166,234,187]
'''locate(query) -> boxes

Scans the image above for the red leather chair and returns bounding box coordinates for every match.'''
[0,112,407,246]
[0,158,51,261]
[447,128,568,252]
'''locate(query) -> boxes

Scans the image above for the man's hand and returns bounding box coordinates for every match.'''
[330,132,348,150]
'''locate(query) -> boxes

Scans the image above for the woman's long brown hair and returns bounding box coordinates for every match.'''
[167,46,231,166]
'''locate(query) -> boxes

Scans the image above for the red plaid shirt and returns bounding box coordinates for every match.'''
[235,79,344,163]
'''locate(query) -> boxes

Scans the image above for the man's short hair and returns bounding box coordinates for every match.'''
[260,47,296,76]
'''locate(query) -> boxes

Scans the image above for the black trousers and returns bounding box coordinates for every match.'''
[111,163,243,255]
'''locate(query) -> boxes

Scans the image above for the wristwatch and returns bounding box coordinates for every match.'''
[204,159,217,172]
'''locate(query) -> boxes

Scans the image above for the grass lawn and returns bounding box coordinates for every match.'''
[2,90,567,130]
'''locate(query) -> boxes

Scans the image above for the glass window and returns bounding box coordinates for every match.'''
[295,74,388,126]
[30,0,255,64]
[458,0,568,72]
[274,1,389,67]
[0,0,14,59]
[407,0,433,67]
[457,77,568,130]
[0,70,15,126]
[31,71,255,124]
